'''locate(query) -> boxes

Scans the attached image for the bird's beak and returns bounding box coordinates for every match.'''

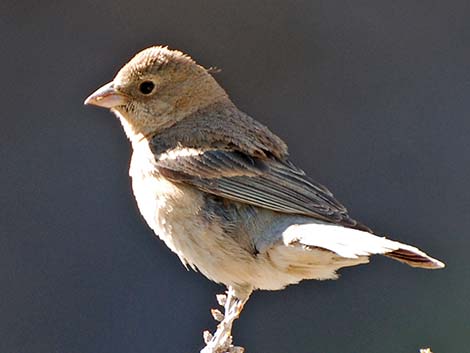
[84,82,129,108]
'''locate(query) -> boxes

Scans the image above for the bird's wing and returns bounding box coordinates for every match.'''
[154,147,370,231]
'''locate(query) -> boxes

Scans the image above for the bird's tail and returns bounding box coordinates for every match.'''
[384,248,444,269]
[282,222,445,269]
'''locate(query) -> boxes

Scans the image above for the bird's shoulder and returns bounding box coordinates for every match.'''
[149,101,288,159]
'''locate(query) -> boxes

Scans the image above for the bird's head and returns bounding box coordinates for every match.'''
[85,46,229,141]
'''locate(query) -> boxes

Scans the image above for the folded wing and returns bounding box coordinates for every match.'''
[154,147,370,231]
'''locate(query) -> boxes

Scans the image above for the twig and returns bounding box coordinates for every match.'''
[200,287,246,353]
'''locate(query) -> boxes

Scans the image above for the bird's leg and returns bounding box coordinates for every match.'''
[201,286,252,353]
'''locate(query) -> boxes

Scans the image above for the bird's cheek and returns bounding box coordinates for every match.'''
[143,98,173,117]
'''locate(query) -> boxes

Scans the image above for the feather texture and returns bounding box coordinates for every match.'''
[154,146,370,231]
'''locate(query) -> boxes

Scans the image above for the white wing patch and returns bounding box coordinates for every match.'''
[158,147,204,161]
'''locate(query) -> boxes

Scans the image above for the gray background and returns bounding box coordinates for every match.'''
[1,1,468,352]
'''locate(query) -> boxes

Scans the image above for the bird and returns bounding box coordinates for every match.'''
[85,46,444,352]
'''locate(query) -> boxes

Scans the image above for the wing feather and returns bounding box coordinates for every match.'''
[154,147,369,230]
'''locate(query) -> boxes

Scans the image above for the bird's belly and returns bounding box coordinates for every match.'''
[130,171,261,286]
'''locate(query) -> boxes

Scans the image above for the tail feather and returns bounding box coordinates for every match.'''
[385,248,444,269]
[282,222,445,270]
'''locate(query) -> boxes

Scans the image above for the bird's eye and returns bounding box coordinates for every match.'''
[139,81,155,95]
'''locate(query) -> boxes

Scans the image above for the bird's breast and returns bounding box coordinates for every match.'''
[129,143,204,257]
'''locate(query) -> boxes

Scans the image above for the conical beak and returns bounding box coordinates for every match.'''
[84,82,129,108]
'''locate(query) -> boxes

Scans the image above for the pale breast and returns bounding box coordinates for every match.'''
[129,141,203,260]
